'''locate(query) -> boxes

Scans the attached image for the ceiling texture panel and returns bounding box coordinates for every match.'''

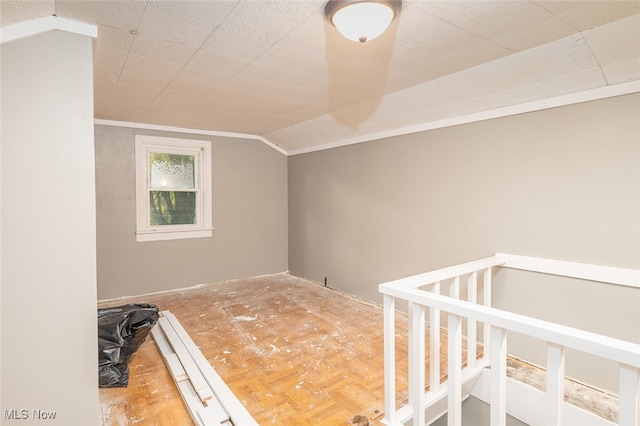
[1,0,639,154]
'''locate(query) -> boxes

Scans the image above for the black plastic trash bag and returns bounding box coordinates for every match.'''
[98,303,159,388]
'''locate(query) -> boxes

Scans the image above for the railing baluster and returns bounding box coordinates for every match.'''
[483,268,492,360]
[408,301,415,409]
[467,272,478,369]
[619,364,639,426]
[383,295,396,425]
[448,313,463,426]
[379,257,640,426]
[490,326,507,426]
[451,276,460,299]
[546,343,565,425]
[430,281,441,393]
[410,303,426,426]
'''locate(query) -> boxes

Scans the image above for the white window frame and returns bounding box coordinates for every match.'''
[135,135,212,242]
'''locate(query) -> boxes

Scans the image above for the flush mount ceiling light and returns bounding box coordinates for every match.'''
[325,0,402,43]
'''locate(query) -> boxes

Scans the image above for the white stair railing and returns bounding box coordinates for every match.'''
[379,254,640,426]
[381,256,505,425]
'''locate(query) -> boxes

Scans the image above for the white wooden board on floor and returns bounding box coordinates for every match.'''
[158,316,215,403]
[151,325,188,382]
[162,310,258,426]
[152,310,255,426]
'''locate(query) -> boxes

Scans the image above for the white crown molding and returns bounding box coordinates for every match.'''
[0,16,97,44]
[96,80,639,158]
[94,119,288,156]
[287,80,640,156]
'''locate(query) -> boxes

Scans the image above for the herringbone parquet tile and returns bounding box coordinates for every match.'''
[99,273,466,425]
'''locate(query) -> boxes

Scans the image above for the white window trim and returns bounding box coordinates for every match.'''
[135,135,212,242]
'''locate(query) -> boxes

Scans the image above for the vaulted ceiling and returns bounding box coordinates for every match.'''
[2,1,639,154]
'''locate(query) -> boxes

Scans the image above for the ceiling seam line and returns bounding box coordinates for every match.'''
[132,0,244,123]
[108,1,150,120]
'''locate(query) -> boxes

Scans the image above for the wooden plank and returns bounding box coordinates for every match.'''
[430,281,441,393]
[151,323,173,357]
[467,272,477,369]
[482,268,492,361]
[546,343,565,425]
[163,311,256,426]
[151,325,188,382]
[198,405,228,426]
[619,364,639,426]
[409,303,425,426]
[176,380,206,426]
[154,313,228,425]
[158,316,215,403]
[450,276,460,299]
[490,327,507,426]
[447,314,462,426]
[382,294,397,425]
[166,353,189,383]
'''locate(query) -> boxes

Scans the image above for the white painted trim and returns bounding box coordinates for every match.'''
[470,369,616,426]
[136,228,213,242]
[94,119,287,156]
[496,253,640,289]
[381,255,639,425]
[379,285,640,367]
[619,364,640,426]
[154,315,230,425]
[382,295,397,425]
[380,256,505,289]
[382,363,487,426]
[134,135,213,243]
[176,380,207,426]
[151,325,188,382]
[158,316,214,403]
[0,16,97,44]
[163,311,258,426]
[94,81,639,158]
[288,81,640,156]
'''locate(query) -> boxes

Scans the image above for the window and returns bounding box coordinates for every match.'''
[135,135,212,242]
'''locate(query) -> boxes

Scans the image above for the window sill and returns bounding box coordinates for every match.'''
[136,228,213,242]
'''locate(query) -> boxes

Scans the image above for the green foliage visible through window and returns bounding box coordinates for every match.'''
[150,191,196,225]
[148,152,197,226]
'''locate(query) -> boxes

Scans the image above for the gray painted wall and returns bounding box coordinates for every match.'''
[95,125,288,300]
[1,31,99,425]
[288,93,640,391]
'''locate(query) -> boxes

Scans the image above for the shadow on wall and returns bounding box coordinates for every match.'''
[323,14,399,129]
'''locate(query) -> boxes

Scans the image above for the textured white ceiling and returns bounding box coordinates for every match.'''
[2,0,639,154]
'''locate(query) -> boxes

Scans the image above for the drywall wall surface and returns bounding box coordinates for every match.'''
[288,93,640,390]
[1,31,98,424]
[95,125,288,300]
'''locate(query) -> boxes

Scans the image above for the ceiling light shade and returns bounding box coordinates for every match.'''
[325,0,401,43]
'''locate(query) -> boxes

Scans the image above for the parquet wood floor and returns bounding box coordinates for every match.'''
[98,273,471,425]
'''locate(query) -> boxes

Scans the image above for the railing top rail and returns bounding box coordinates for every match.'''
[379,284,640,368]
[379,253,640,292]
[497,253,640,288]
[379,256,505,290]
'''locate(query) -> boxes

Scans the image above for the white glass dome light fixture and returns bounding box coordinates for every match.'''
[325,0,402,43]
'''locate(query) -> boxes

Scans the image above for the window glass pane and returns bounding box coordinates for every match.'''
[149,191,197,226]
[150,153,195,188]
